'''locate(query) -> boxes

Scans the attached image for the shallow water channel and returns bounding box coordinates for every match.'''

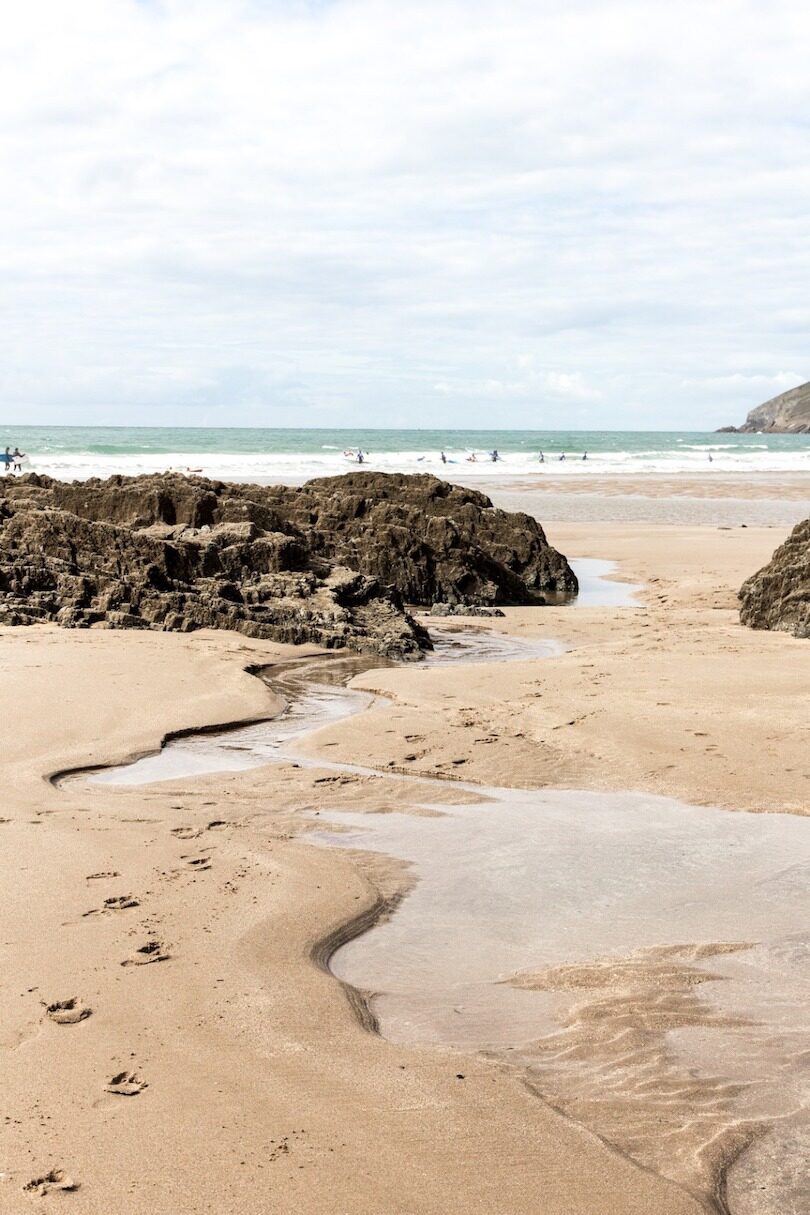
[81,558,629,789]
[70,561,808,1213]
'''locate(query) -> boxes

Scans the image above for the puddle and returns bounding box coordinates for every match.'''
[319,790,810,1045]
[317,790,810,1208]
[422,628,563,665]
[569,557,641,606]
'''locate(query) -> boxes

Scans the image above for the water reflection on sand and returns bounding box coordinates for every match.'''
[316,789,810,1207]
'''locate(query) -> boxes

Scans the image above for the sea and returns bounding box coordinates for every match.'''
[1,426,808,482]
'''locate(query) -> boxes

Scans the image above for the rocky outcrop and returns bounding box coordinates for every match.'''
[739,519,810,639]
[429,603,505,618]
[719,381,810,433]
[0,471,576,658]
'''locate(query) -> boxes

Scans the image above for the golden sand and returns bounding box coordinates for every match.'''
[0,495,807,1213]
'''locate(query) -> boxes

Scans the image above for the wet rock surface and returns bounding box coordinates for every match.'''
[429,603,506,617]
[739,518,810,638]
[0,471,575,657]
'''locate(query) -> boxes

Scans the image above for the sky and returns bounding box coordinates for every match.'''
[1,0,809,431]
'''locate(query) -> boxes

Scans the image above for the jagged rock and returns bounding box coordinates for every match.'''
[739,519,810,639]
[0,471,576,658]
[429,603,506,617]
[45,471,576,603]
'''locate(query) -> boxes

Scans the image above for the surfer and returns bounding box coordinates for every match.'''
[1,447,12,474]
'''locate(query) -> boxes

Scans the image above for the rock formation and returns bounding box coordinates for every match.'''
[718,380,810,433]
[0,471,576,658]
[739,518,810,639]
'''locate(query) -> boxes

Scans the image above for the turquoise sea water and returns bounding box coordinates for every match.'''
[0,426,807,481]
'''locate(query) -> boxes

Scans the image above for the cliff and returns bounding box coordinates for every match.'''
[718,380,810,433]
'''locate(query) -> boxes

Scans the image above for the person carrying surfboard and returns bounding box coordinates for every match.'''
[11,447,26,472]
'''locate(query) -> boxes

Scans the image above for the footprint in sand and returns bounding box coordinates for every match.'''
[121,939,170,966]
[45,998,92,1025]
[105,1070,148,1097]
[23,1169,79,1195]
[86,871,121,881]
[182,855,212,872]
[171,826,204,840]
[103,895,139,910]
[83,895,140,916]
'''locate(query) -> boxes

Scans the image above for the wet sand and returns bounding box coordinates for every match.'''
[0,482,808,1212]
[492,472,810,501]
[75,614,809,1212]
[489,484,810,527]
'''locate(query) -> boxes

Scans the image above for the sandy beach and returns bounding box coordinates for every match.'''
[1,479,808,1214]
[5,2,810,1208]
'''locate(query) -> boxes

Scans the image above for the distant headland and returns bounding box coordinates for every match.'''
[718,380,810,433]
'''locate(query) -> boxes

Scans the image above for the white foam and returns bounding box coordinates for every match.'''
[20,445,810,483]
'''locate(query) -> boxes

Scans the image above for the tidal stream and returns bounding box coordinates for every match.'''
[67,561,808,1215]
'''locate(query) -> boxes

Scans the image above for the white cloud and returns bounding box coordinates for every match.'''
[482,369,602,400]
[0,0,808,427]
[682,372,804,393]
[543,373,602,402]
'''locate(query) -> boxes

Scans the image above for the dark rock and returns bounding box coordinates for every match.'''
[739,519,810,639]
[429,603,506,618]
[0,471,575,658]
[294,472,576,605]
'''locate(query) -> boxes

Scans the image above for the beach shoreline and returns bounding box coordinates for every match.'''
[0,478,807,1213]
[2,423,809,487]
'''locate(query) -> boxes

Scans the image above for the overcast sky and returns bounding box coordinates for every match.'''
[1,0,808,430]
